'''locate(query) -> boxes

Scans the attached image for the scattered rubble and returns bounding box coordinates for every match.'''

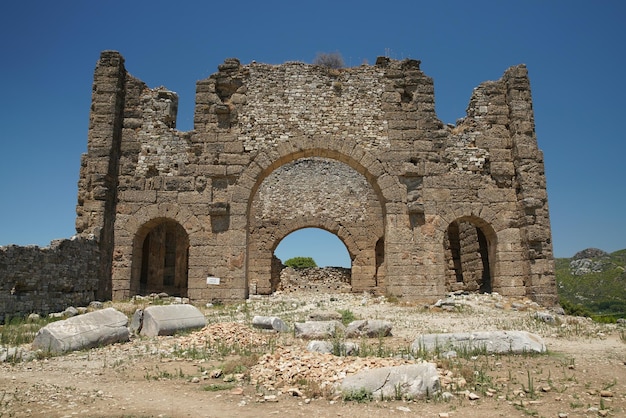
[2,291,625,417]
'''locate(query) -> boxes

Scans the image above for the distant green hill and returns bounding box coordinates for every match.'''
[555,248,626,322]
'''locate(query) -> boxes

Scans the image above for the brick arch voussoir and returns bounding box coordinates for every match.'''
[239,138,402,214]
[478,206,500,229]
[435,208,499,244]
[440,213,499,244]
[123,204,202,245]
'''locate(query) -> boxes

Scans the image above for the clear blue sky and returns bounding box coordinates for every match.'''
[1,1,624,266]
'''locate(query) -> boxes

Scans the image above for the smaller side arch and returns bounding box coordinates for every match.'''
[442,215,498,294]
[130,218,190,297]
[111,202,204,300]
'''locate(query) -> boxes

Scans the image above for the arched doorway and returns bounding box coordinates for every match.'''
[247,156,385,295]
[132,218,189,297]
[444,217,496,294]
[272,227,352,292]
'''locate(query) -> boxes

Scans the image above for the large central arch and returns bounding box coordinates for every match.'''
[247,156,384,294]
[242,140,398,296]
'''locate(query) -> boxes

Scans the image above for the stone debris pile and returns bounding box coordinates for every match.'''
[430,291,547,312]
[167,322,273,353]
[278,267,352,293]
[250,346,417,394]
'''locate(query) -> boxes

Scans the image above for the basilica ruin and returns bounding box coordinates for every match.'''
[82,49,560,304]
[1,50,558,319]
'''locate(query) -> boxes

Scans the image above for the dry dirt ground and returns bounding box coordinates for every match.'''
[1,291,625,418]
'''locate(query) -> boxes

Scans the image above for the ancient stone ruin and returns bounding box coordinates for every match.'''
[1,50,558,319]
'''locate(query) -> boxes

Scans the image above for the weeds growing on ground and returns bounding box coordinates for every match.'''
[342,388,373,403]
[144,365,186,381]
[0,315,58,346]
[338,309,356,325]
[202,383,235,392]
[296,379,335,399]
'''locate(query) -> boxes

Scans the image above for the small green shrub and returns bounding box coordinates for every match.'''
[284,257,317,269]
[559,299,592,318]
[337,309,356,325]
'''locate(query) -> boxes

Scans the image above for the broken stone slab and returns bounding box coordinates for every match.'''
[32,308,129,354]
[306,340,359,355]
[252,315,289,332]
[411,330,546,355]
[345,319,393,338]
[294,321,345,339]
[129,309,143,333]
[0,347,36,363]
[133,304,206,337]
[306,340,334,353]
[88,301,104,310]
[307,310,342,321]
[341,363,440,400]
[63,306,79,318]
[433,297,456,308]
[534,311,557,324]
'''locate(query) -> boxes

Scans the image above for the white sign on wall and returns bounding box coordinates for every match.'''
[206,277,220,285]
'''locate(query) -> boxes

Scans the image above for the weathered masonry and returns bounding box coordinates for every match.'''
[76,50,557,306]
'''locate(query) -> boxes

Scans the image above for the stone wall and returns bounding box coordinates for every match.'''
[0,237,100,321]
[72,51,557,307]
[239,63,389,151]
[278,267,352,293]
[255,158,374,224]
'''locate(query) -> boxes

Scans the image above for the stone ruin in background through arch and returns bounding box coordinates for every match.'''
[76,51,557,306]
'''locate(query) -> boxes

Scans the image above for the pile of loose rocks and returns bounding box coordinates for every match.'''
[168,322,273,354]
[251,346,424,393]
[278,267,352,293]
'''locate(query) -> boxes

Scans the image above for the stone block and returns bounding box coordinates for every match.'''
[32,308,129,354]
[345,320,393,338]
[119,190,157,203]
[490,161,516,177]
[252,316,289,332]
[134,305,206,337]
[412,330,546,354]
[341,363,440,400]
[294,321,345,340]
